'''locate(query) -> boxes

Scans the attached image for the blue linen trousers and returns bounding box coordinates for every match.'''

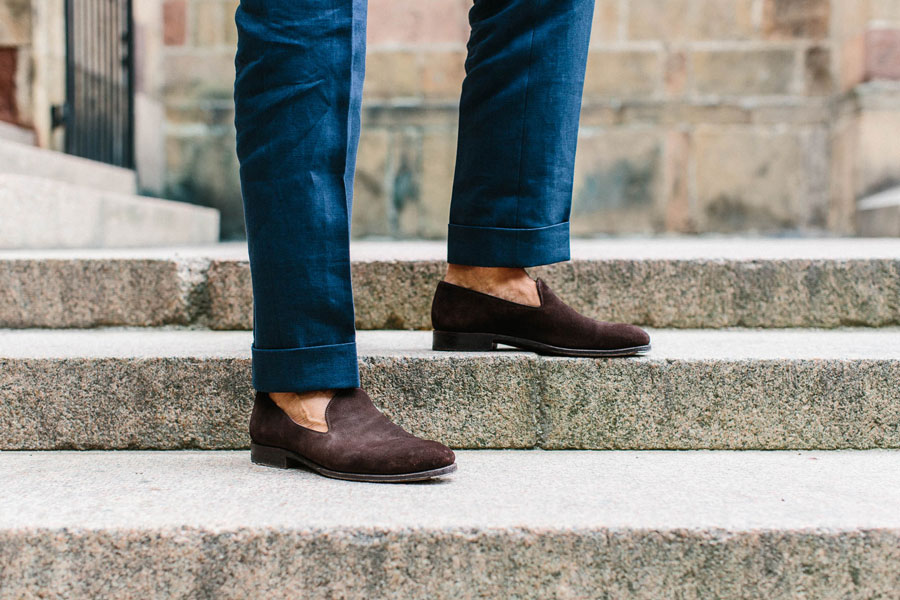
[234,0,594,393]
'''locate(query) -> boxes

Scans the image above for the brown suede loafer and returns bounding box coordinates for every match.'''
[431,279,650,357]
[249,388,457,483]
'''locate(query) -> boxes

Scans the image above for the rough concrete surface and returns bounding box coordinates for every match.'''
[1,450,900,599]
[1,328,898,451]
[0,257,208,327]
[1,239,898,328]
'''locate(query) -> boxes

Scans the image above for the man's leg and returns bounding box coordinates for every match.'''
[234,0,456,480]
[434,0,650,356]
[447,0,594,271]
[234,0,366,396]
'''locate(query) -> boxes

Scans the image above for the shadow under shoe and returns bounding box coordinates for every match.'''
[249,388,457,483]
[431,278,650,357]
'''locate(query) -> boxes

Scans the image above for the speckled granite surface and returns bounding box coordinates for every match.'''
[2,239,898,329]
[2,450,900,599]
[1,328,898,451]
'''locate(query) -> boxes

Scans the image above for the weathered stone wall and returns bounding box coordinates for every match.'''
[140,0,900,238]
[147,0,243,236]
[856,0,900,204]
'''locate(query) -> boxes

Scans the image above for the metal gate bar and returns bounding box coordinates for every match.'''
[63,0,134,168]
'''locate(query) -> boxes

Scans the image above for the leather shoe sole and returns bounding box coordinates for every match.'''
[251,442,458,483]
[433,330,651,357]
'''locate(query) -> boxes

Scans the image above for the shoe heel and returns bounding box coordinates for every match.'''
[250,443,291,469]
[432,330,497,351]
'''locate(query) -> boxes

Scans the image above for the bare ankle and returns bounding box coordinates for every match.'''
[444,264,540,306]
[269,389,335,432]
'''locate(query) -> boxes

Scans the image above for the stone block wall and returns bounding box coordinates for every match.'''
[105,0,900,237]
[138,0,243,236]
[576,0,848,235]
[868,0,900,79]
[856,0,900,206]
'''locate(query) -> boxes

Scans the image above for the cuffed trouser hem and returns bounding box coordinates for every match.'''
[446,221,570,268]
[251,341,360,393]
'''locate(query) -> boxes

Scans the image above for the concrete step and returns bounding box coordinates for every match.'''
[2,449,899,598]
[0,139,136,195]
[0,122,35,146]
[0,174,220,249]
[857,186,900,237]
[1,328,897,451]
[1,238,899,329]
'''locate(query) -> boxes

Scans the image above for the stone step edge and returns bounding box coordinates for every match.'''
[2,450,900,598]
[1,240,899,329]
[2,329,898,451]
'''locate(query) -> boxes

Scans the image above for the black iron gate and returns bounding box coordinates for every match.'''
[58,0,134,168]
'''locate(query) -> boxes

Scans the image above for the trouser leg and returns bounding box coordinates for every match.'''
[447,0,595,268]
[233,0,367,393]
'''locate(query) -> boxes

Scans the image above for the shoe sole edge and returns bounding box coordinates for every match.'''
[432,330,651,358]
[250,442,458,483]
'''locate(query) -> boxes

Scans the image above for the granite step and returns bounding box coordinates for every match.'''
[2,449,899,599]
[2,238,899,329]
[2,328,898,451]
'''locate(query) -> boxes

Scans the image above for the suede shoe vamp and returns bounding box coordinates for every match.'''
[249,389,456,476]
[432,279,650,351]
